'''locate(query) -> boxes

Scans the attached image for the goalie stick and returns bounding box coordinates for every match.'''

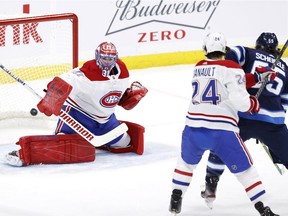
[0,64,128,147]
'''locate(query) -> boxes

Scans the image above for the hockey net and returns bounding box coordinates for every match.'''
[0,13,78,129]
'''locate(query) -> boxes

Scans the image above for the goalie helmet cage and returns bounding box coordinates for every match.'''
[0,13,78,128]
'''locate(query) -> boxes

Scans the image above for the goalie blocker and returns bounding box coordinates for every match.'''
[9,121,144,166]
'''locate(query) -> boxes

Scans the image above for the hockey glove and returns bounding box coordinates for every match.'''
[246,95,260,114]
[37,77,72,116]
[254,66,277,83]
[118,81,148,110]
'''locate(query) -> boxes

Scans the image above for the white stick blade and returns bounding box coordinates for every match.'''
[91,123,128,147]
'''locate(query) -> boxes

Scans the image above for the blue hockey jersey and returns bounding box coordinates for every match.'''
[226,46,288,124]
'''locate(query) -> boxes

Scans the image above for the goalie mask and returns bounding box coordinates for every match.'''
[203,32,227,55]
[95,42,118,77]
[255,32,278,54]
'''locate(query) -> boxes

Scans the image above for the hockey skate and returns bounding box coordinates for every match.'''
[201,176,219,209]
[255,201,279,216]
[5,150,23,167]
[169,189,182,215]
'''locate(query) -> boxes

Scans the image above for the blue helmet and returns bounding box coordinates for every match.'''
[255,32,278,54]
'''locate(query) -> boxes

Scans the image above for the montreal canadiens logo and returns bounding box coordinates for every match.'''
[100,91,122,108]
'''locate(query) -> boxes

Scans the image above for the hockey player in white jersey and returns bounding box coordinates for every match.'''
[5,42,148,166]
[201,32,287,213]
[169,33,279,216]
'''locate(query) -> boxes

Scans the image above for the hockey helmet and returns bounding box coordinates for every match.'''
[95,42,118,77]
[255,32,278,54]
[203,32,227,55]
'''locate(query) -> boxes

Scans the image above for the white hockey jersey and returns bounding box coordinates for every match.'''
[185,59,251,133]
[60,59,129,123]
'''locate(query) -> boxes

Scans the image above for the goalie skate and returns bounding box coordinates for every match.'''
[5,151,23,167]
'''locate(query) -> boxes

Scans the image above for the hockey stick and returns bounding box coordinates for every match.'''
[260,142,285,175]
[254,40,288,175]
[255,39,288,99]
[0,64,128,147]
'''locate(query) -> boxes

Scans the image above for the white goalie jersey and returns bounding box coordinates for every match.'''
[185,59,251,133]
[59,59,130,123]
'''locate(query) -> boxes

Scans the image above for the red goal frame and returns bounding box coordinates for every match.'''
[0,13,79,68]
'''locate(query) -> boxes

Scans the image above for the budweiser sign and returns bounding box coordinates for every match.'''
[106,0,221,35]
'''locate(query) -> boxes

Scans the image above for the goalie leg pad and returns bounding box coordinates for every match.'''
[17,134,95,165]
[124,120,145,155]
[97,121,145,155]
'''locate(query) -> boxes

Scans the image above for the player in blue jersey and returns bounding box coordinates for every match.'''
[201,32,288,212]
[169,32,279,216]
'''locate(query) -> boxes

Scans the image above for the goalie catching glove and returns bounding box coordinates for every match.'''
[37,77,72,116]
[118,81,148,110]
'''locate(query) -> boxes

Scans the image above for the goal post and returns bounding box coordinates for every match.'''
[0,13,78,68]
[0,13,79,127]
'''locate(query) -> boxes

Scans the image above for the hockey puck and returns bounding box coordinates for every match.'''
[30,108,38,116]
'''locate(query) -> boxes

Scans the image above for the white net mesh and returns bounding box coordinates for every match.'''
[0,14,77,129]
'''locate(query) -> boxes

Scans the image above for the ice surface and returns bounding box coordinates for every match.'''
[0,64,287,216]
